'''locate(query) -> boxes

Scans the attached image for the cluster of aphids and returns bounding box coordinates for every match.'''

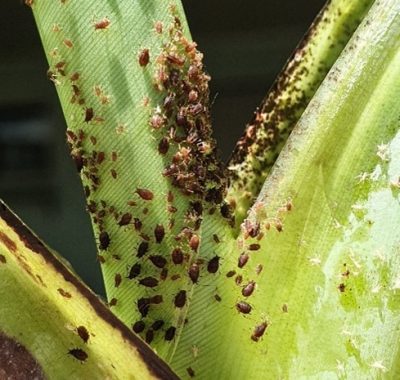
[144,9,232,224]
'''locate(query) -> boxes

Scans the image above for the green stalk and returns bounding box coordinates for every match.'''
[0,200,178,379]
[171,0,400,378]
[226,0,374,230]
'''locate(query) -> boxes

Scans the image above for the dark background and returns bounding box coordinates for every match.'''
[0,0,325,295]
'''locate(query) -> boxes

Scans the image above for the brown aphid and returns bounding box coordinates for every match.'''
[145,329,154,344]
[189,234,200,251]
[275,221,283,232]
[137,241,149,258]
[68,348,88,362]
[238,253,249,269]
[149,295,163,304]
[160,268,168,281]
[174,290,187,308]
[154,20,163,34]
[165,326,176,341]
[242,281,256,297]
[158,137,170,155]
[0,254,6,264]
[97,151,105,164]
[152,320,164,331]
[236,301,252,314]
[136,188,154,201]
[338,283,346,292]
[171,248,184,264]
[70,72,80,81]
[134,218,142,230]
[226,270,236,278]
[111,169,117,179]
[154,224,165,243]
[149,255,167,268]
[63,38,73,48]
[188,263,200,283]
[214,294,222,302]
[118,213,132,226]
[139,48,150,67]
[132,320,145,334]
[251,322,268,342]
[77,326,90,343]
[255,264,263,275]
[94,17,110,30]
[249,243,260,251]
[207,256,220,274]
[137,298,150,317]
[99,231,110,250]
[139,277,159,288]
[84,107,94,122]
[166,54,185,66]
[168,205,177,213]
[213,234,220,243]
[235,275,243,285]
[167,190,174,203]
[111,151,118,161]
[114,273,122,288]
[187,367,195,378]
[109,298,117,307]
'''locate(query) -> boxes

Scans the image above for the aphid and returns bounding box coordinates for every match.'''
[154,20,163,34]
[84,107,94,122]
[68,348,88,362]
[132,320,145,333]
[213,234,220,243]
[207,256,220,274]
[167,191,174,202]
[188,263,200,283]
[145,329,154,344]
[251,322,268,342]
[189,235,200,251]
[238,253,249,268]
[134,218,142,231]
[139,277,159,288]
[214,294,222,302]
[111,169,117,179]
[109,298,117,307]
[158,137,169,154]
[70,72,80,81]
[154,224,165,243]
[118,213,132,226]
[137,241,149,257]
[111,151,118,161]
[139,48,150,67]
[136,188,154,201]
[226,270,236,278]
[63,38,73,48]
[165,326,176,341]
[72,152,83,172]
[137,298,150,317]
[275,221,283,232]
[244,220,260,238]
[186,367,195,378]
[152,320,164,331]
[160,268,168,281]
[90,136,97,145]
[174,290,187,308]
[171,274,180,281]
[242,281,256,297]
[282,304,288,313]
[249,243,260,251]
[149,255,167,268]
[255,264,263,275]
[0,254,6,264]
[235,275,243,285]
[94,17,110,30]
[188,90,198,103]
[99,231,110,250]
[150,295,163,304]
[114,273,122,288]
[97,151,105,164]
[77,326,89,343]
[163,93,175,110]
[171,248,184,264]
[236,301,252,314]
[168,205,177,213]
[128,262,140,278]
[166,54,185,66]
[338,283,346,292]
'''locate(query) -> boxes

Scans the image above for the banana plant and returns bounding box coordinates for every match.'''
[1,0,400,378]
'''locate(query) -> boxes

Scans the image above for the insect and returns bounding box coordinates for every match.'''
[242,281,256,297]
[165,326,176,341]
[76,326,89,343]
[151,320,164,331]
[251,322,268,342]
[139,277,159,288]
[238,253,249,268]
[138,48,150,67]
[137,241,149,258]
[171,248,184,264]
[154,224,165,243]
[149,255,167,268]
[188,263,200,283]
[99,231,110,250]
[128,263,141,279]
[114,273,122,288]
[136,188,154,200]
[207,256,220,274]
[94,17,111,30]
[145,329,154,344]
[118,213,132,226]
[236,301,252,314]
[68,348,88,362]
[137,298,150,317]
[132,320,145,333]
[174,290,187,308]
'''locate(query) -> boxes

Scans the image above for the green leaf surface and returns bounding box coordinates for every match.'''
[0,200,178,380]
[226,0,374,230]
[170,0,400,378]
